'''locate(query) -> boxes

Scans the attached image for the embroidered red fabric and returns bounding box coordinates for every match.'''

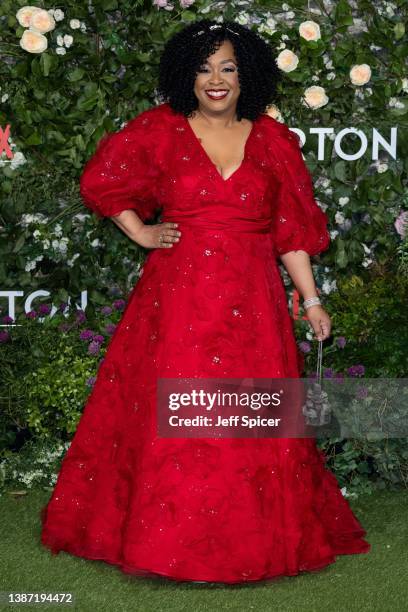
[40,103,370,584]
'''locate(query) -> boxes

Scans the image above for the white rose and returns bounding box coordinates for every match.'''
[10,151,26,170]
[1,93,9,103]
[265,104,283,121]
[30,9,56,33]
[70,19,81,29]
[236,13,250,25]
[338,196,349,207]
[16,6,41,28]
[349,64,371,86]
[57,34,64,46]
[330,230,339,239]
[53,9,65,21]
[302,85,329,109]
[25,260,37,272]
[276,49,299,72]
[322,279,337,294]
[299,20,321,41]
[19,29,48,53]
[54,223,63,236]
[63,34,74,47]
[335,211,345,224]
[56,47,66,55]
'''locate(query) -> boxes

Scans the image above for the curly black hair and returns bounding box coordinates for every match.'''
[157,19,282,121]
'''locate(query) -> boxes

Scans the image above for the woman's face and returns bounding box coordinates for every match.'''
[193,39,240,115]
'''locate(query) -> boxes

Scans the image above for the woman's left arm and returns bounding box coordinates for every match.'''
[264,118,332,341]
[280,250,331,341]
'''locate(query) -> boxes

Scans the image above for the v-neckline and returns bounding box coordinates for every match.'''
[183,113,258,183]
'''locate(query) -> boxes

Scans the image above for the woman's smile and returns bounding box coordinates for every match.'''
[205,89,229,100]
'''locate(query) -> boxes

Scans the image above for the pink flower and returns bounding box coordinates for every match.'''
[153,0,169,7]
[88,340,101,355]
[105,323,117,335]
[394,210,408,237]
[0,330,10,343]
[298,341,311,353]
[180,0,195,7]
[80,329,95,341]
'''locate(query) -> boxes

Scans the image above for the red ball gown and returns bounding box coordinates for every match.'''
[40,102,370,583]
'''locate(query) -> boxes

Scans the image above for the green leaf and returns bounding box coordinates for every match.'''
[394,22,405,40]
[77,95,99,111]
[334,0,353,26]
[25,132,42,145]
[40,53,52,77]
[101,0,118,8]
[1,180,12,194]
[334,161,347,183]
[13,234,25,253]
[181,10,196,21]
[67,68,85,82]
[89,290,106,304]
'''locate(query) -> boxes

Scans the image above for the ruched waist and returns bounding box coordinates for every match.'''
[160,214,272,234]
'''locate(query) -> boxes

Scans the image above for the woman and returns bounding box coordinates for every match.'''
[40,19,370,584]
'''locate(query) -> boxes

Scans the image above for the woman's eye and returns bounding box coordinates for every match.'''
[198,66,236,73]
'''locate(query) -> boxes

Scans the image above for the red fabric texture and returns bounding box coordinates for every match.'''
[40,103,370,583]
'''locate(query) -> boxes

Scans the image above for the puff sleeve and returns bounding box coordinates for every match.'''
[79,112,160,222]
[268,120,330,257]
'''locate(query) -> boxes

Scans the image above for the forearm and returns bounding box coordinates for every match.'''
[110,209,145,241]
[279,250,319,300]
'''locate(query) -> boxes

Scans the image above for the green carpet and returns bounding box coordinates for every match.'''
[0,488,406,612]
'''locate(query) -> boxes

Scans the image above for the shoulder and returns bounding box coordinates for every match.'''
[258,113,302,148]
[123,102,178,134]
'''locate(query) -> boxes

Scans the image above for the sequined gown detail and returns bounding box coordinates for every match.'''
[40,102,370,583]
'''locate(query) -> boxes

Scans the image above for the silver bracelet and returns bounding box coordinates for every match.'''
[303,296,321,310]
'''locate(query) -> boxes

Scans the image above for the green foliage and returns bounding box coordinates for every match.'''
[24,345,96,438]
[295,265,408,378]
[0,437,70,492]
[1,1,408,495]
[1,0,407,296]
[0,296,127,447]
[318,437,408,495]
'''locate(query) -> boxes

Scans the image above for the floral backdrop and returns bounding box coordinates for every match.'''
[0,0,407,494]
